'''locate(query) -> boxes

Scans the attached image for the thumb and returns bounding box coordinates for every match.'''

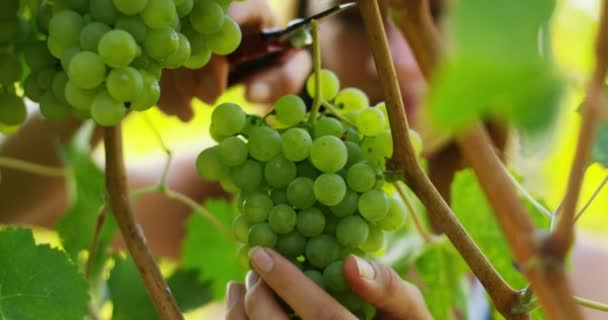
[343,255,433,320]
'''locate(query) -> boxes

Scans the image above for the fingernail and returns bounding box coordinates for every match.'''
[354,256,376,280]
[246,270,259,290]
[249,247,274,273]
[226,282,240,310]
[249,82,271,102]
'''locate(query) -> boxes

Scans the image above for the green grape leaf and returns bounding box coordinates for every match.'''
[451,170,548,289]
[428,0,562,133]
[56,121,117,279]
[108,257,212,320]
[0,228,89,320]
[592,122,608,167]
[182,199,245,300]
[415,240,469,320]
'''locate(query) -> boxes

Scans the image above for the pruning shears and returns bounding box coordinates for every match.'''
[227,2,357,85]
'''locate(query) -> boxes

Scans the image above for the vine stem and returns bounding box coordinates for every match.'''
[307,19,322,125]
[393,181,438,243]
[575,296,608,312]
[321,100,357,127]
[104,124,183,320]
[575,174,608,222]
[551,0,608,255]
[85,206,107,279]
[356,1,526,318]
[0,156,68,177]
[505,169,553,219]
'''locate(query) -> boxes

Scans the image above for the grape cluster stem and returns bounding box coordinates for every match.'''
[104,124,183,320]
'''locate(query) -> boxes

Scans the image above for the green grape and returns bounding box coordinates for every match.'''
[51,71,69,101]
[65,80,97,110]
[296,160,320,180]
[335,292,370,316]
[335,87,368,113]
[359,224,384,252]
[358,189,389,222]
[211,102,246,136]
[409,129,423,156]
[37,68,56,91]
[176,0,194,17]
[115,16,148,43]
[0,93,27,126]
[90,90,126,126]
[24,74,45,102]
[0,53,23,86]
[323,261,348,292]
[183,49,211,69]
[204,16,241,55]
[131,71,160,111]
[310,136,347,173]
[39,91,71,120]
[196,146,229,181]
[280,127,312,162]
[313,173,346,206]
[248,126,281,161]
[343,127,359,142]
[72,108,91,120]
[356,107,386,136]
[106,67,143,102]
[323,214,339,235]
[240,115,265,137]
[346,162,376,193]
[274,95,306,127]
[243,192,272,224]
[68,51,106,89]
[163,33,191,69]
[232,215,250,243]
[37,2,54,33]
[268,204,297,235]
[61,46,80,71]
[66,0,89,13]
[237,245,250,270]
[144,27,179,60]
[336,215,369,248]
[264,155,296,188]
[313,116,345,138]
[375,102,389,128]
[296,207,325,237]
[146,63,163,80]
[305,234,340,268]
[48,10,83,48]
[287,177,316,209]
[375,129,393,158]
[141,0,177,29]
[218,136,248,167]
[220,175,239,193]
[304,270,326,289]
[306,69,340,101]
[79,22,110,52]
[189,1,224,34]
[113,0,148,15]
[330,189,359,218]
[89,0,119,25]
[209,123,230,142]
[276,231,306,258]
[231,159,263,192]
[98,30,138,68]
[360,136,384,166]
[24,41,56,72]
[248,223,277,248]
[47,36,67,58]
[270,189,288,205]
[345,141,365,168]
[376,197,407,231]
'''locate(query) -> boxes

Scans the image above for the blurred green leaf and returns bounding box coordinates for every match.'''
[428,0,562,133]
[415,240,469,320]
[592,122,608,167]
[109,256,213,320]
[56,121,117,279]
[182,199,245,299]
[0,228,89,320]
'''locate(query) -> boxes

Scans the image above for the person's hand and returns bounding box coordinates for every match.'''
[158,0,312,121]
[225,247,433,320]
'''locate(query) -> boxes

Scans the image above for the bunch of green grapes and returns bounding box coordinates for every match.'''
[21,0,242,126]
[196,68,424,319]
[0,0,30,130]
